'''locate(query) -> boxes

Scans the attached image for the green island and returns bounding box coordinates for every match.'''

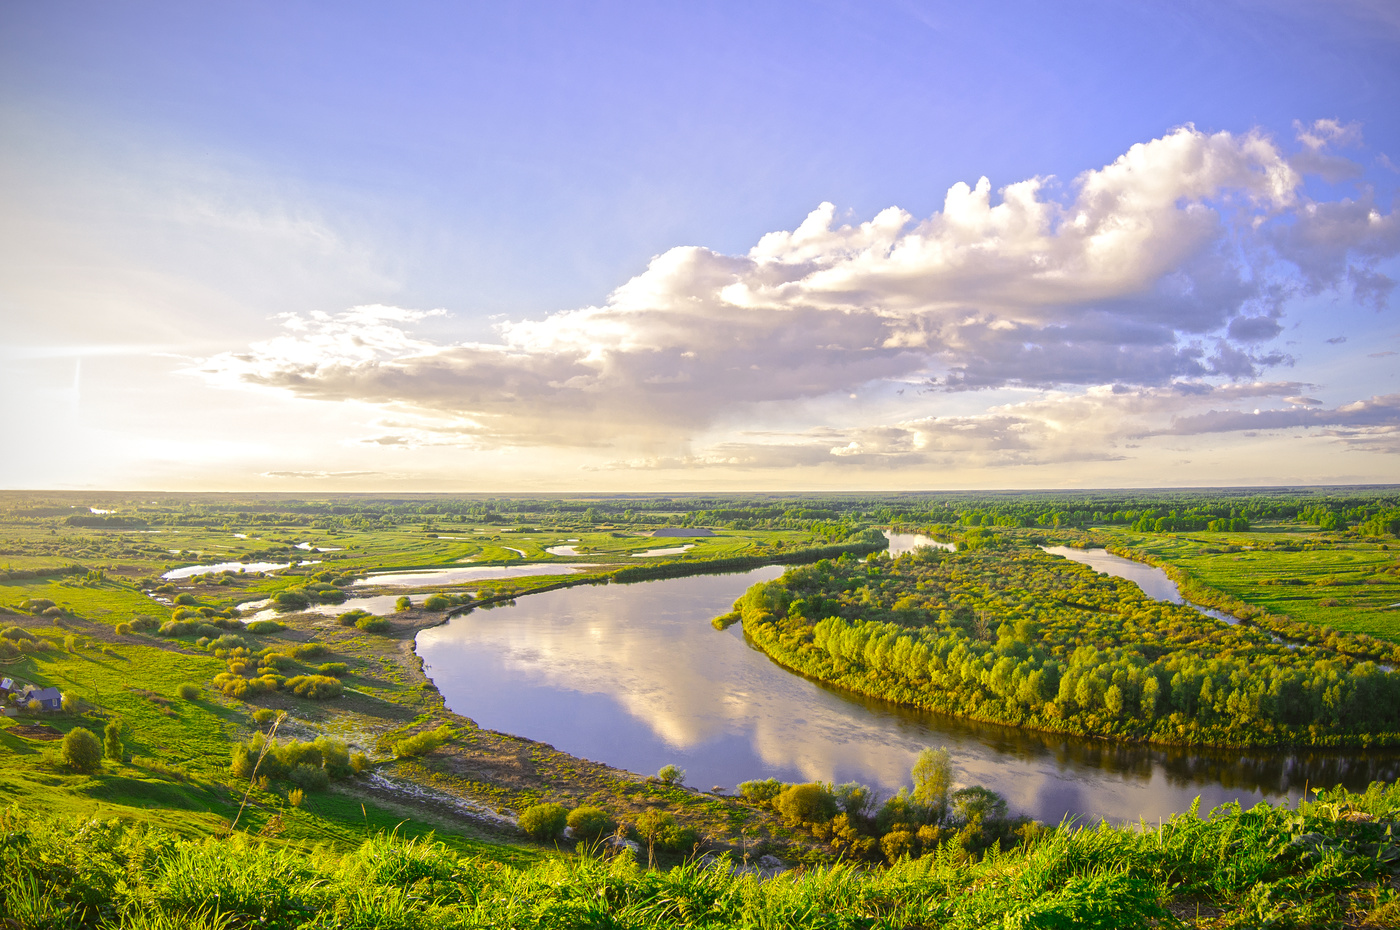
[2,487,1400,927]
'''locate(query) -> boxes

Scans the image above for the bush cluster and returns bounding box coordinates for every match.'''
[392,725,453,758]
[229,733,366,787]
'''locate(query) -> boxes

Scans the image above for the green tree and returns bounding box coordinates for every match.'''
[103,720,123,762]
[656,763,685,785]
[911,746,952,815]
[62,727,103,773]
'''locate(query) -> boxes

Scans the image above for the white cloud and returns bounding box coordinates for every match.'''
[196,125,1398,463]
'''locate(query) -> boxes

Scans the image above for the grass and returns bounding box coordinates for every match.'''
[4,782,1400,927]
[1103,526,1400,641]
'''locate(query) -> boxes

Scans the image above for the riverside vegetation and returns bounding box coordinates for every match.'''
[1,488,1399,925]
[729,542,1400,747]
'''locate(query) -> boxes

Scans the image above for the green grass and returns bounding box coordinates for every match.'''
[1106,527,1400,641]
[5,783,1400,928]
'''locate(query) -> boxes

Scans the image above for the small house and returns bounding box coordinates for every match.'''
[0,678,15,693]
[25,686,62,711]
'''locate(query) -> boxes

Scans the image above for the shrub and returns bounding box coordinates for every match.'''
[288,787,305,808]
[567,806,616,842]
[259,652,295,672]
[244,619,283,634]
[337,609,371,627]
[2,626,36,642]
[176,682,200,700]
[395,596,412,611]
[61,693,76,712]
[423,594,452,611]
[270,590,311,611]
[289,763,331,792]
[285,675,342,699]
[291,642,328,658]
[103,720,123,762]
[251,708,278,726]
[393,725,452,758]
[738,778,785,805]
[62,727,103,773]
[519,803,568,840]
[355,616,391,633]
[656,763,685,785]
[114,622,132,635]
[317,662,349,677]
[173,594,196,606]
[774,783,839,826]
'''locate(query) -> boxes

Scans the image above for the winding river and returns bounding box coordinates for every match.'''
[416,533,1400,825]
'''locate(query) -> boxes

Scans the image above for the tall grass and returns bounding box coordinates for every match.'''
[2,783,1399,928]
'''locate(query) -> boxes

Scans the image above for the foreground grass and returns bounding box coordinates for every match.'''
[4,783,1400,928]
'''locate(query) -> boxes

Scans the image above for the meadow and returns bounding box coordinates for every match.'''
[1,488,1398,926]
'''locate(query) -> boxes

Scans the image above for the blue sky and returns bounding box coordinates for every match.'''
[1,0,1397,490]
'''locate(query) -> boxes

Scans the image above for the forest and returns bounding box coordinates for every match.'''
[730,541,1400,747]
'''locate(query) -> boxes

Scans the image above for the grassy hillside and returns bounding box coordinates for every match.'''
[4,783,1400,928]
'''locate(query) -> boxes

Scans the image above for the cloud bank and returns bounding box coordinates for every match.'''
[197,124,1399,468]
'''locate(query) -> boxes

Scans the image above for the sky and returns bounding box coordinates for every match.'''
[1,0,1397,492]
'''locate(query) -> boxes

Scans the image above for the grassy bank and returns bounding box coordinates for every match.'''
[4,783,1400,928]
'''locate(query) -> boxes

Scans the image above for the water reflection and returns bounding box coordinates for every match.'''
[162,559,316,579]
[1041,546,1237,623]
[354,564,596,587]
[417,564,1400,825]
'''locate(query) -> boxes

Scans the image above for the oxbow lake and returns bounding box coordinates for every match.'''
[418,533,1400,825]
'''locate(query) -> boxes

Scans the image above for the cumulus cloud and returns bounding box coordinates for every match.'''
[197,125,1398,458]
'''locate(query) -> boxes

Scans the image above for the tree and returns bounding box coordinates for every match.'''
[911,746,952,815]
[103,720,123,762]
[656,763,685,785]
[62,727,103,773]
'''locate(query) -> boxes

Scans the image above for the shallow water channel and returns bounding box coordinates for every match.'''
[416,533,1400,825]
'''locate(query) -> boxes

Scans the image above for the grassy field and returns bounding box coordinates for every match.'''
[1100,525,1400,641]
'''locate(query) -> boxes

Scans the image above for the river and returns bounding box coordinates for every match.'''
[416,533,1399,825]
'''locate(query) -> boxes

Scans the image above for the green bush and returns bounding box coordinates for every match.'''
[656,763,685,785]
[61,727,103,774]
[355,616,391,633]
[175,682,200,700]
[270,590,311,611]
[393,725,452,758]
[337,609,371,627]
[285,675,343,699]
[289,763,331,792]
[317,662,349,677]
[774,783,839,826]
[2,626,36,642]
[172,593,196,606]
[251,708,278,726]
[291,642,328,658]
[519,803,568,840]
[738,778,785,805]
[244,619,283,634]
[567,806,616,842]
[114,622,132,635]
[395,596,411,611]
[423,594,452,611]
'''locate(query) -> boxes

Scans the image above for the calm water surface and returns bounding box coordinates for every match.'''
[416,534,1399,825]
